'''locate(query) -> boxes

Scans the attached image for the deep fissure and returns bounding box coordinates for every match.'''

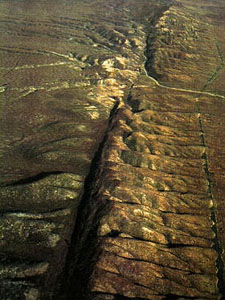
[56,0,225,298]
[196,103,225,298]
[56,100,121,299]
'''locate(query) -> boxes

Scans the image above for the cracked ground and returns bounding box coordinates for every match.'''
[0,0,225,299]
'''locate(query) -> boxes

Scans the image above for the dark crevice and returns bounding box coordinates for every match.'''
[3,171,64,187]
[196,104,225,298]
[102,235,208,249]
[167,243,193,249]
[102,250,202,274]
[115,201,137,206]
[122,131,133,140]
[56,101,121,300]
[106,230,122,238]
[133,109,145,113]
[92,292,149,300]
[52,1,223,299]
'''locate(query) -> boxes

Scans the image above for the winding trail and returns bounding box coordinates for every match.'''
[141,69,225,100]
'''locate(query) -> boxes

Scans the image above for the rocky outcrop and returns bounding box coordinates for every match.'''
[0,0,225,299]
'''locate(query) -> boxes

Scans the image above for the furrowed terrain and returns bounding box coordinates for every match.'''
[0,0,225,299]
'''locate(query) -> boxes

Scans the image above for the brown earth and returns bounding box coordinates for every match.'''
[0,0,225,299]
